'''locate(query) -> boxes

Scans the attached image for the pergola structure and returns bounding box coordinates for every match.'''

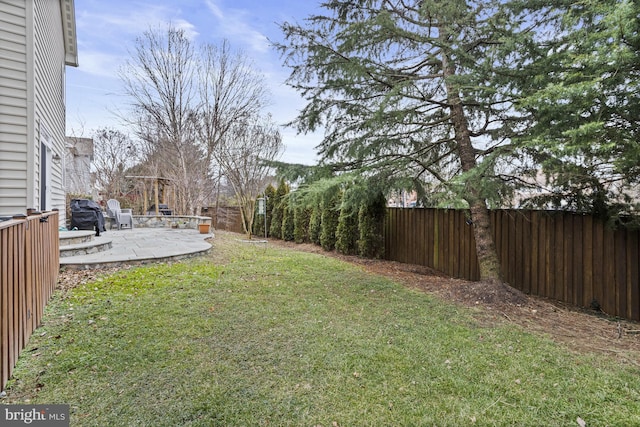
[126,176,174,215]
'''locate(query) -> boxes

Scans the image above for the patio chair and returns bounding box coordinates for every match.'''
[106,199,134,230]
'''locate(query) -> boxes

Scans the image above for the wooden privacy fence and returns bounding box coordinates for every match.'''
[206,206,244,234]
[384,208,640,322]
[0,211,59,390]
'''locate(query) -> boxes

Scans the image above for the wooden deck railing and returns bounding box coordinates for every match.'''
[0,211,59,390]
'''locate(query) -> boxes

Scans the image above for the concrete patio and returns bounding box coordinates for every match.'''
[59,227,213,270]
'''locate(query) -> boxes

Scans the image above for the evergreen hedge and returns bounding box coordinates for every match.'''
[269,180,288,239]
[358,192,386,259]
[320,190,342,251]
[308,202,322,245]
[264,184,276,237]
[336,204,359,255]
[282,198,295,241]
[294,205,312,243]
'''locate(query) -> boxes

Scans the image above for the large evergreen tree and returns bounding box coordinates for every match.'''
[276,0,535,283]
[510,0,640,219]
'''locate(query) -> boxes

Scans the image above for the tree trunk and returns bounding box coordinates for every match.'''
[239,203,252,239]
[441,47,503,284]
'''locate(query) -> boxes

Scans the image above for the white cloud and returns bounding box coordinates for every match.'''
[204,0,270,53]
[76,8,158,39]
[75,3,199,47]
[74,50,123,78]
[204,0,224,20]
[173,19,199,41]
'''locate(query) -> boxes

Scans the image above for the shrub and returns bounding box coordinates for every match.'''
[264,184,276,236]
[294,205,312,243]
[269,180,289,239]
[320,190,342,251]
[336,205,359,255]
[308,203,322,245]
[253,202,264,238]
[358,192,386,259]
[282,198,295,241]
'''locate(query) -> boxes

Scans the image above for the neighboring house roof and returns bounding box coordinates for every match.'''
[61,0,78,67]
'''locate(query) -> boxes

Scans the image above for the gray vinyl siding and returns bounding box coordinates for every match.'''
[34,0,67,225]
[0,0,71,224]
[0,0,28,216]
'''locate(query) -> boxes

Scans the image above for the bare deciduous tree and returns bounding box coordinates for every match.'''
[215,114,283,238]
[119,25,202,214]
[197,39,270,170]
[136,114,210,215]
[92,128,137,199]
[196,40,271,213]
[119,26,274,215]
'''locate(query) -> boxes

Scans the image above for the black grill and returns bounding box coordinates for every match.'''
[70,199,106,236]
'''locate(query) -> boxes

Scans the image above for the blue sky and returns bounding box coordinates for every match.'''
[67,0,322,164]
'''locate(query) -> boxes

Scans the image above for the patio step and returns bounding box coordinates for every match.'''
[60,237,113,258]
[59,230,97,247]
[59,230,113,258]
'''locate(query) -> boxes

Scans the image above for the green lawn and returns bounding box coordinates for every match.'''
[4,234,640,426]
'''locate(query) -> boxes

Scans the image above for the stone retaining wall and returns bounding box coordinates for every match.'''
[133,215,212,230]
